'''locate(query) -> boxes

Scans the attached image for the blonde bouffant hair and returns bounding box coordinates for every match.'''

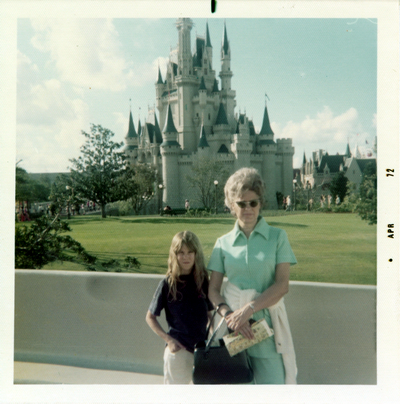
[224,167,265,215]
[166,231,209,301]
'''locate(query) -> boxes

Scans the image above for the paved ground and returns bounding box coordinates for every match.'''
[14,362,164,384]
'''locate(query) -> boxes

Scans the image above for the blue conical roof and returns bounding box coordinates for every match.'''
[199,76,207,91]
[163,104,178,133]
[198,124,209,148]
[259,105,274,135]
[212,79,219,93]
[206,22,212,47]
[222,21,229,55]
[157,67,163,84]
[126,111,138,138]
[215,103,229,125]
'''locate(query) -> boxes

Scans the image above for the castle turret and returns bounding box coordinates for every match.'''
[161,104,181,207]
[198,123,210,157]
[156,66,165,112]
[176,18,194,77]
[219,21,236,129]
[124,110,139,164]
[205,21,213,67]
[199,76,207,108]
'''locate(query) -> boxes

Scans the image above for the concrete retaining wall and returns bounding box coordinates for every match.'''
[14,270,376,384]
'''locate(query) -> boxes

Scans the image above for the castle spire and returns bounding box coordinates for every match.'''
[198,123,210,148]
[215,103,229,125]
[163,103,178,134]
[259,104,274,135]
[206,21,212,48]
[126,110,138,138]
[157,65,163,84]
[222,20,230,55]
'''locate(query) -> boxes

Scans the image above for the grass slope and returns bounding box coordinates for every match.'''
[39,212,376,285]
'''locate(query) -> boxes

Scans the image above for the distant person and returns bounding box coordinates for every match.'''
[145,231,213,384]
[164,205,172,216]
[282,196,287,210]
[335,195,340,205]
[185,199,190,210]
[286,195,291,211]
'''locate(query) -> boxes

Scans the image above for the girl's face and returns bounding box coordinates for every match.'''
[177,244,195,275]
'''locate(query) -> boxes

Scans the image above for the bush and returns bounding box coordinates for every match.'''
[106,200,133,216]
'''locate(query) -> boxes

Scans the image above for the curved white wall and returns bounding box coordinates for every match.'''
[14,270,376,384]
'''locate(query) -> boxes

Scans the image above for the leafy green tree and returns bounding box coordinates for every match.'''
[69,124,126,218]
[355,162,377,225]
[186,157,229,209]
[16,166,52,214]
[115,164,159,215]
[329,171,349,203]
[49,173,85,218]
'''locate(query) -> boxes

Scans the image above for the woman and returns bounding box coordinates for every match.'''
[208,167,298,384]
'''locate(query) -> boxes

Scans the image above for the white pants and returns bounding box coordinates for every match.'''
[163,346,194,384]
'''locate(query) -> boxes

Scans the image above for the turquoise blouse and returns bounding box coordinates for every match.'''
[208,217,297,358]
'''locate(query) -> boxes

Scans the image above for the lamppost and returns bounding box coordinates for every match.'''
[158,184,163,214]
[214,180,218,214]
[292,179,297,211]
[66,186,74,219]
[306,181,310,211]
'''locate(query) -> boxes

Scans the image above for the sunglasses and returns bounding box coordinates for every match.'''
[235,199,260,209]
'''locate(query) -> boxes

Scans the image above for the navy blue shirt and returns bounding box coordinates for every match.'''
[149,274,213,353]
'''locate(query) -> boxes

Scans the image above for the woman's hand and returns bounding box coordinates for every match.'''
[167,337,185,353]
[225,306,255,340]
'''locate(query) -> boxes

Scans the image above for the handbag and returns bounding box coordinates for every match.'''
[192,311,254,384]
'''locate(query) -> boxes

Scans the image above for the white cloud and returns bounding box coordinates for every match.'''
[274,106,366,168]
[29,18,162,92]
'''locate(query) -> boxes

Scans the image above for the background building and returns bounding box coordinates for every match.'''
[124,18,295,210]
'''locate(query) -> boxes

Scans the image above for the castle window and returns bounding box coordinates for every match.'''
[208,113,211,120]
[204,68,208,75]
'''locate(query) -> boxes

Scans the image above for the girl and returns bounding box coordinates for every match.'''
[145,231,213,384]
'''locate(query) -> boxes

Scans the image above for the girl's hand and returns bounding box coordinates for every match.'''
[225,306,255,340]
[167,338,185,353]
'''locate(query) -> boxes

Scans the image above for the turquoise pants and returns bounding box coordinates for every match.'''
[248,355,285,384]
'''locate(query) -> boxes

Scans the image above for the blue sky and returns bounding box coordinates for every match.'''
[17,17,377,173]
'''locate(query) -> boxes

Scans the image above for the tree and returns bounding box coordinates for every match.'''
[15,215,96,269]
[115,164,159,215]
[355,162,377,225]
[15,165,52,215]
[69,124,126,218]
[329,171,349,203]
[186,157,229,209]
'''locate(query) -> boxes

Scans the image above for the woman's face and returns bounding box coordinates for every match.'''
[231,190,261,230]
[177,244,195,275]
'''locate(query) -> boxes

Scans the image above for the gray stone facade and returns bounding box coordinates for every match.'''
[124,18,295,210]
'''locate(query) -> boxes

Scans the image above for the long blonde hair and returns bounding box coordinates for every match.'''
[166,231,209,301]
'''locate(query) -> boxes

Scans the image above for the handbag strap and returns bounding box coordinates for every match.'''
[205,314,227,352]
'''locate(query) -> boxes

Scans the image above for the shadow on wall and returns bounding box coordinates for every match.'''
[14,270,376,384]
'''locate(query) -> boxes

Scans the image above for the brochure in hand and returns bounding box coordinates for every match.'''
[222,318,274,357]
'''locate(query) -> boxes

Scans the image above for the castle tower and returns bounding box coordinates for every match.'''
[197,122,210,157]
[175,18,198,154]
[257,104,278,208]
[160,104,181,207]
[156,66,165,112]
[232,113,252,171]
[205,21,213,67]
[219,21,236,130]
[124,109,139,163]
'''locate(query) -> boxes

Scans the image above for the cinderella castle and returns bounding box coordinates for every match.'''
[123,18,295,210]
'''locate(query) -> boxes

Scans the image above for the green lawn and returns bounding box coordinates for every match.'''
[37,211,376,285]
